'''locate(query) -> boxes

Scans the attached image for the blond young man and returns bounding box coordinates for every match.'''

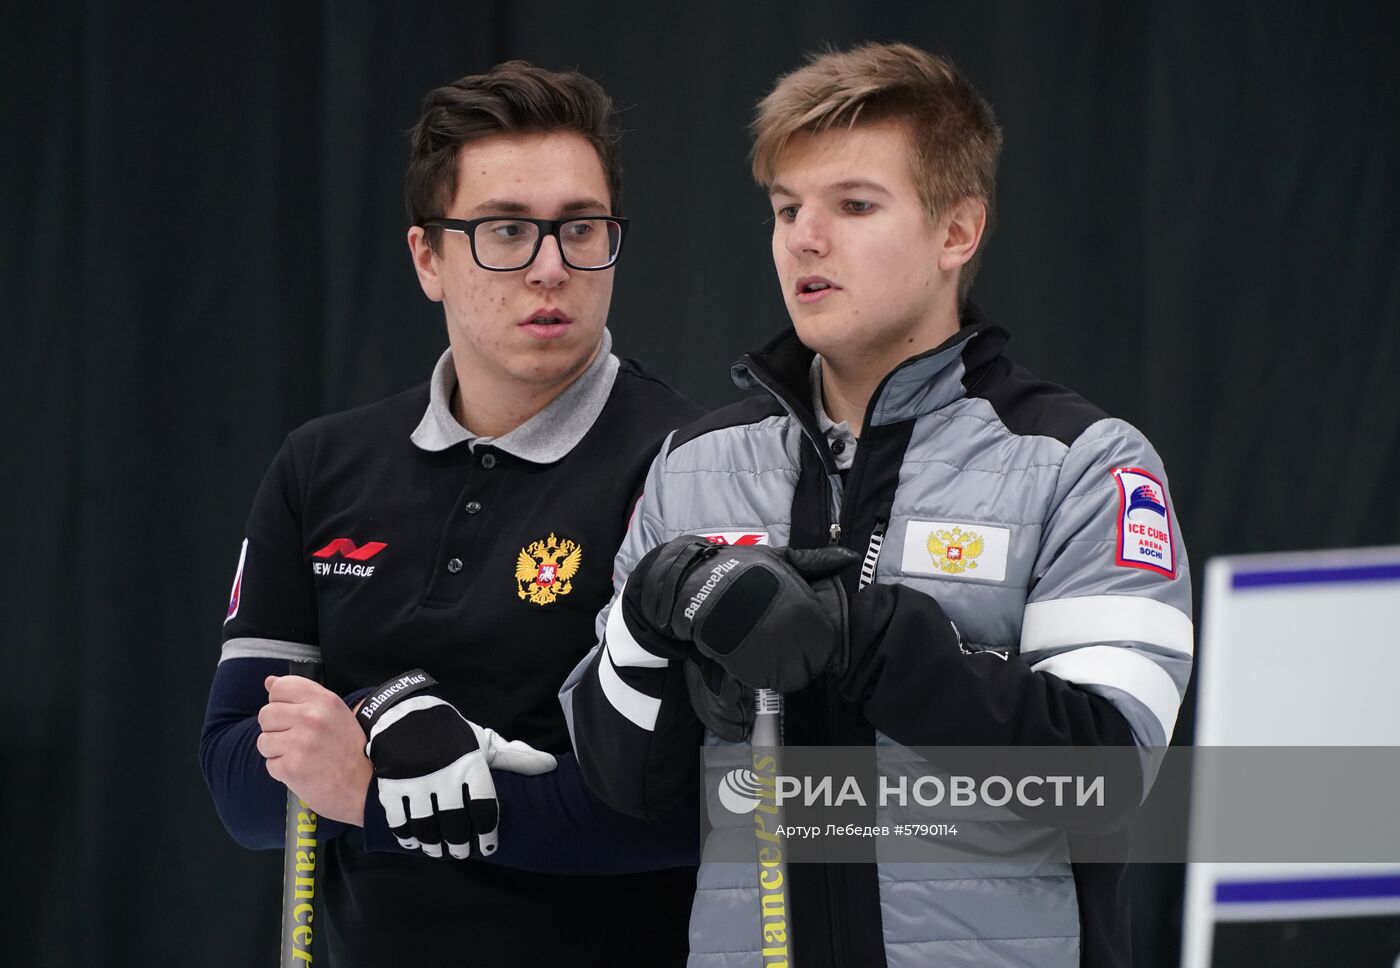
[563,42,1191,967]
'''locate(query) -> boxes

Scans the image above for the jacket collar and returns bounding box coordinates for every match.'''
[731,303,1009,433]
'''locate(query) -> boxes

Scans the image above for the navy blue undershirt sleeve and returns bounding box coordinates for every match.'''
[199,656,355,849]
[203,657,698,872]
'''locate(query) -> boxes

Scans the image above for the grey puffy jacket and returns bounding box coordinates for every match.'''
[562,311,1193,968]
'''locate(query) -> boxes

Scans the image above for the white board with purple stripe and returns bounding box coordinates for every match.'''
[1182,546,1400,968]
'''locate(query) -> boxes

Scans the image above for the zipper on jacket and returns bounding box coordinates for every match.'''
[812,521,887,968]
[858,522,886,591]
[736,353,859,967]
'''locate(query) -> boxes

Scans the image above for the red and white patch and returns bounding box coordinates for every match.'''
[225,539,248,624]
[698,531,769,546]
[1113,467,1175,577]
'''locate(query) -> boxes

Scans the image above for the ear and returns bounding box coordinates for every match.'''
[407,225,445,303]
[937,197,988,275]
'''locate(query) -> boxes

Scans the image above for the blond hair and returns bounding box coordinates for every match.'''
[751,42,1003,300]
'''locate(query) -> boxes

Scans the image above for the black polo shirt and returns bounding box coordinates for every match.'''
[219,334,704,966]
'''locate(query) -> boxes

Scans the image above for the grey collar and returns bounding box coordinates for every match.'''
[410,328,619,463]
[867,330,980,428]
[810,356,857,471]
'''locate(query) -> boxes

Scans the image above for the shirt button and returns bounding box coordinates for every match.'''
[465,501,482,514]
[831,439,847,455]
[481,453,497,469]
[447,558,463,574]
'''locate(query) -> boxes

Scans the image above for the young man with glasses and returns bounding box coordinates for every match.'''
[201,61,701,966]
[563,42,1192,967]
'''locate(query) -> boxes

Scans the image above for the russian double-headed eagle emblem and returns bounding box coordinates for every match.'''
[515,532,582,605]
[927,527,984,575]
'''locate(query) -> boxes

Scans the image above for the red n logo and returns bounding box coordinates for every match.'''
[313,538,388,561]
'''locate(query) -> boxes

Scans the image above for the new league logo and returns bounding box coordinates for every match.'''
[312,537,388,578]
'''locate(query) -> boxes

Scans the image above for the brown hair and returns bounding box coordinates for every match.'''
[751,42,1003,299]
[406,61,623,251]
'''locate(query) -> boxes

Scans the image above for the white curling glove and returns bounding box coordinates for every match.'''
[356,669,556,859]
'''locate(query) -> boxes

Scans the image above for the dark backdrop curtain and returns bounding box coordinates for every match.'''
[3,2,1397,965]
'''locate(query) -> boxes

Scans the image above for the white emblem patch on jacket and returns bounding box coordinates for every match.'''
[900,520,1010,582]
[1112,467,1175,577]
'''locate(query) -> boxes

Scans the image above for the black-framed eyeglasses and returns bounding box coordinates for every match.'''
[421,216,629,271]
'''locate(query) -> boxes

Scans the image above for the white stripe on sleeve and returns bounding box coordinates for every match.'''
[603,591,669,669]
[597,651,661,732]
[1020,595,1194,657]
[1030,644,1181,742]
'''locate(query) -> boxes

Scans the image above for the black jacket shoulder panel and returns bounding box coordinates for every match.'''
[666,394,787,456]
[968,358,1109,447]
